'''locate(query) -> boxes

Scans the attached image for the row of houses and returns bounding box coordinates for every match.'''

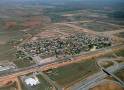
[21,33,112,58]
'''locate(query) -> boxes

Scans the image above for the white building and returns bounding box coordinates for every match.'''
[24,77,40,86]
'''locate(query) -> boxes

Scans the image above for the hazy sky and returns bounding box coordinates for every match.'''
[0,0,123,5]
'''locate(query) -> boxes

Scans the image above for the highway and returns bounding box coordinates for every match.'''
[98,58,124,87]
[69,59,124,90]
[70,63,124,90]
[0,44,124,87]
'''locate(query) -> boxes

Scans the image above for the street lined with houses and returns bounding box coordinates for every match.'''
[0,44,124,90]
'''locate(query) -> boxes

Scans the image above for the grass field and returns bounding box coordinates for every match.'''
[13,59,35,68]
[115,50,124,57]
[44,59,99,86]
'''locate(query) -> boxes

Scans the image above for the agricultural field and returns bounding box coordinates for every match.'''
[63,10,110,21]
[74,21,121,32]
[44,7,124,26]
[44,8,112,23]
[44,59,99,86]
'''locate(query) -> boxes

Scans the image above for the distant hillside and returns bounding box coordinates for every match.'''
[0,0,123,10]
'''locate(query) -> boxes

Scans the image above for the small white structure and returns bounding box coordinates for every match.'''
[24,77,40,86]
[0,65,10,72]
[90,46,97,51]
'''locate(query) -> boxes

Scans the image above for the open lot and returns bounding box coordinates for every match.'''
[44,59,99,87]
[115,49,124,57]
[115,69,124,82]
[0,5,50,63]
[0,0,123,90]
[116,32,124,38]
[44,9,111,23]
[74,21,121,32]
[13,59,35,68]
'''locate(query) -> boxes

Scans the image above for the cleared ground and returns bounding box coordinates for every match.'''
[44,59,99,87]
[116,32,124,38]
[0,44,17,62]
[74,21,121,32]
[90,80,123,90]
[115,69,124,82]
[0,5,50,65]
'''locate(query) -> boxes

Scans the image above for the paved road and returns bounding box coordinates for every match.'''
[97,58,119,71]
[71,58,124,90]
[97,58,124,88]
[0,44,124,87]
[70,61,124,90]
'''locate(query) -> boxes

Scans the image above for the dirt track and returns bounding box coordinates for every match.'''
[55,23,96,34]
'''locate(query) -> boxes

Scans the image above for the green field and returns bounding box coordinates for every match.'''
[45,59,99,86]
[14,59,35,68]
[115,50,124,57]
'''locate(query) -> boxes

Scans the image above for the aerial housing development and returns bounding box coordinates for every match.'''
[0,0,124,90]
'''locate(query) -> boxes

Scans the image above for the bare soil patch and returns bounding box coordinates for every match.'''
[90,80,123,90]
